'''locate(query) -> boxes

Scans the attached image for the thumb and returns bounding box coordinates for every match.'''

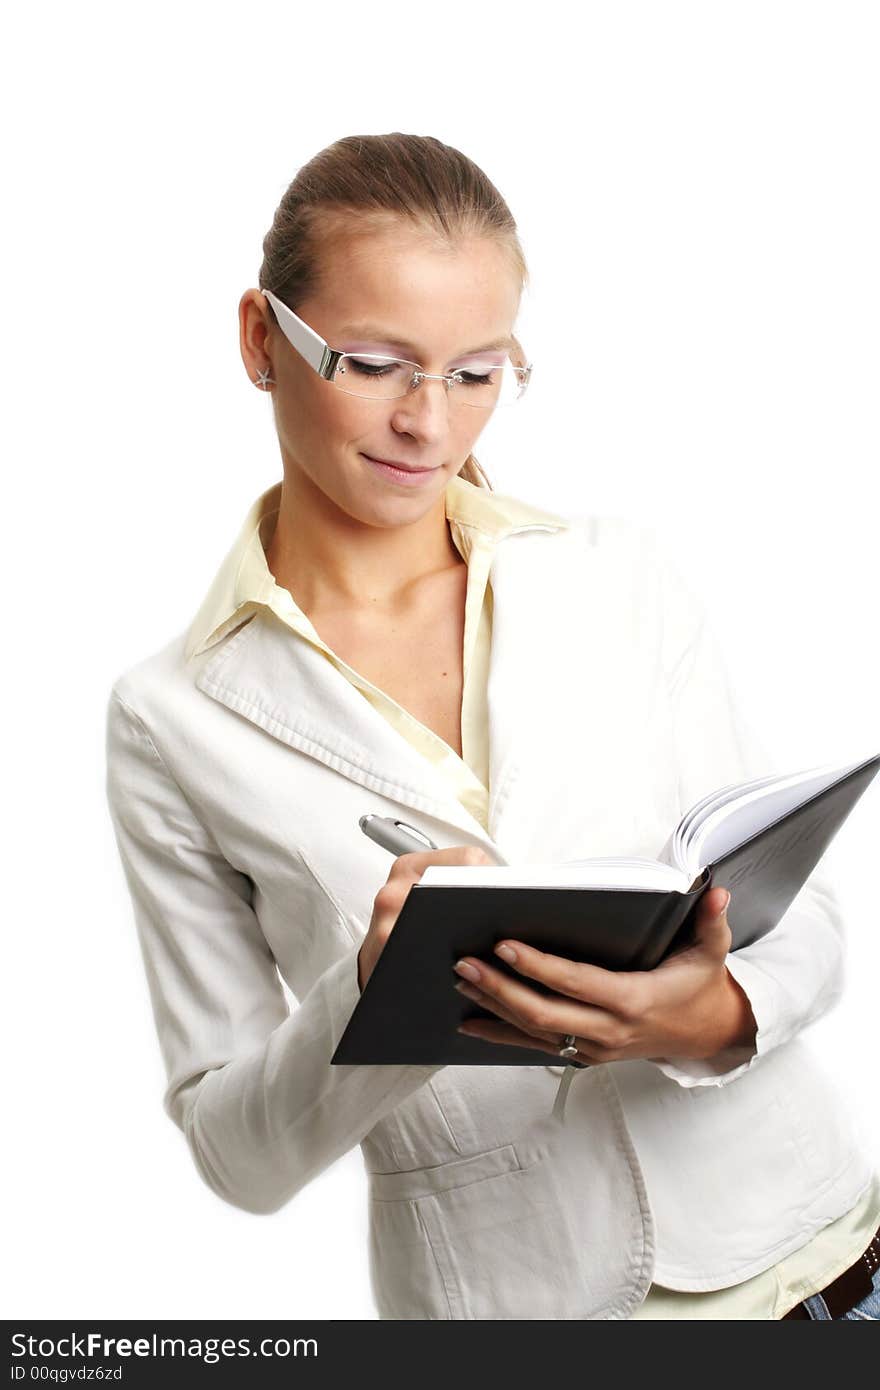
[693,887,732,954]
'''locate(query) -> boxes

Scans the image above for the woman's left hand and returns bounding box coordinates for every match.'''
[453,887,758,1064]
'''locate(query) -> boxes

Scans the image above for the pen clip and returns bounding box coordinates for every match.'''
[393,820,438,850]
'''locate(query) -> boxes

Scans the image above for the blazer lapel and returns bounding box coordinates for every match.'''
[193,606,505,851]
[192,525,565,858]
[486,526,580,851]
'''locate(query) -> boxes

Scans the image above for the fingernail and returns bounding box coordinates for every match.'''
[719,891,730,914]
[495,944,517,963]
[454,960,481,982]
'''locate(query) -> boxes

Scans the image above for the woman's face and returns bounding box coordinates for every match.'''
[241,225,522,528]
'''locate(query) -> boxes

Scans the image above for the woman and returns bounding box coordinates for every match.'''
[105,132,880,1320]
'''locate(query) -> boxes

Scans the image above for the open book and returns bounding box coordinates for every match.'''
[332,752,879,1066]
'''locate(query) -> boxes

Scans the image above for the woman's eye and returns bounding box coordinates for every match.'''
[348,358,403,377]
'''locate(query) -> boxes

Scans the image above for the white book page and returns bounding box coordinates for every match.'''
[684,759,866,873]
[671,772,784,868]
[417,861,688,891]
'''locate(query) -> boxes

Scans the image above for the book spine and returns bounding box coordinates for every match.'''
[640,870,712,969]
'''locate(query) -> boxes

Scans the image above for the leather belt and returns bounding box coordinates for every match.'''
[782,1222,880,1318]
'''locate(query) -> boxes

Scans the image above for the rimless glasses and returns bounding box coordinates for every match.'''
[261,287,532,409]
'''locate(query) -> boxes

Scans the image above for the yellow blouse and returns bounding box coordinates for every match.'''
[192,471,880,1319]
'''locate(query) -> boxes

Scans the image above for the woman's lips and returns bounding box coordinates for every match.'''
[361,454,440,486]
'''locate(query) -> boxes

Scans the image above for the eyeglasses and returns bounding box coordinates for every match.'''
[261,287,531,409]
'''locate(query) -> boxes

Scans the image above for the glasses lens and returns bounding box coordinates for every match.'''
[334,355,414,400]
[333,355,529,407]
[452,357,530,408]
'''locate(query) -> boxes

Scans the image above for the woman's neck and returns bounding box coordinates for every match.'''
[264,473,465,619]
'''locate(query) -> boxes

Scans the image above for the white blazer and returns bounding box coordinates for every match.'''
[104,510,873,1320]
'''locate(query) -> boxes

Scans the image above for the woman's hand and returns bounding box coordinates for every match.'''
[452,887,758,1065]
[358,845,495,992]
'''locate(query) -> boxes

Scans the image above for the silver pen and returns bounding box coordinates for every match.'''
[359,814,439,856]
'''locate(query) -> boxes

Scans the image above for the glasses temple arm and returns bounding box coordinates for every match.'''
[262,288,338,377]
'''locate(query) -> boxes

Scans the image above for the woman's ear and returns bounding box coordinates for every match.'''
[238,289,275,388]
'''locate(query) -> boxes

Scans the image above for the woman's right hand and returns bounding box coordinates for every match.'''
[357,846,495,992]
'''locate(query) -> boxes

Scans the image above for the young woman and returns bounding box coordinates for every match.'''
[105,132,880,1320]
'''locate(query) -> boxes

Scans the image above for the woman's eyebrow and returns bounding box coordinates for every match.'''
[337,324,513,355]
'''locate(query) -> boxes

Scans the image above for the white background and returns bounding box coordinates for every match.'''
[4,1,878,1321]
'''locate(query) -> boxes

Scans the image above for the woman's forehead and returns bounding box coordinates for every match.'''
[314,243,520,351]
[320,224,518,294]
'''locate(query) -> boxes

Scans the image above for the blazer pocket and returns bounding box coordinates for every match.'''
[367,1122,599,1319]
[368,1138,538,1202]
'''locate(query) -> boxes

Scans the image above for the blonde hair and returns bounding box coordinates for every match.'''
[258,133,531,492]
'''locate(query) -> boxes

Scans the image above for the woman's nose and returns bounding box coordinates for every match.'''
[390,377,454,438]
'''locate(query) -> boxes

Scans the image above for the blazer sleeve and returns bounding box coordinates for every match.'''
[104,689,442,1214]
[642,535,848,1089]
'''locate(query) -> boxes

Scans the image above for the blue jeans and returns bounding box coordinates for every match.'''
[798,1264,880,1320]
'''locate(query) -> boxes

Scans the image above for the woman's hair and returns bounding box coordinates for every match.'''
[258,133,530,492]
